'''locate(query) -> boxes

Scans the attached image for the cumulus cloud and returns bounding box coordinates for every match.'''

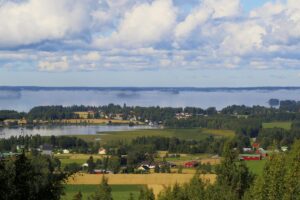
[0,0,300,72]
[174,0,241,42]
[93,0,177,48]
[0,0,93,47]
[38,56,69,72]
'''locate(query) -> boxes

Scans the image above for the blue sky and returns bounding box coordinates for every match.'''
[0,0,299,87]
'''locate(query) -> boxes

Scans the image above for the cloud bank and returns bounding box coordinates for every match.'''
[0,0,300,72]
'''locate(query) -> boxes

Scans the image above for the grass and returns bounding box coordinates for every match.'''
[262,122,292,130]
[55,154,105,169]
[61,184,145,200]
[74,128,235,144]
[245,160,267,176]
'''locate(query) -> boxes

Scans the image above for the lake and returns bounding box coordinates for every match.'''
[0,125,156,139]
[1,87,300,111]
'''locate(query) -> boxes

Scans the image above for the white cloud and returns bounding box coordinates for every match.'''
[0,0,300,73]
[174,0,241,42]
[38,56,69,72]
[220,21,266,55]
[93,0,177,48]
[81,51,101,62]
[0,0,93,47]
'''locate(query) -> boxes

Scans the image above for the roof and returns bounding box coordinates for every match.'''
[239,154,261,157]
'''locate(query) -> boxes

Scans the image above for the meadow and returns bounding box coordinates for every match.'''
[74,128,235,144]
[262,122,292,130]
[61,184,144,200]
[55,154,105,168]
[245,160,267,176]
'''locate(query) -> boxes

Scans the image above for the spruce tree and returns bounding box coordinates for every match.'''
[89,176,113,200]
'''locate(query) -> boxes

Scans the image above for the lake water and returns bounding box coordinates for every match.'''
[0,125,156,139]
[1,87,300,111]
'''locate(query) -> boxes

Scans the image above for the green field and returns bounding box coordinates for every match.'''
[245,160,267,176]
[61,184,145,200]
[262,122,292,130]
[74,128,235,144]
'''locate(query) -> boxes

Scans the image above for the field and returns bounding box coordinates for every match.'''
[245,160,267,176]
[155,152,221,165]
[262,122,292,130]
[55,154,105,168]
[74,128,235,144]
[67,173,216,196]
[61,184,144,200]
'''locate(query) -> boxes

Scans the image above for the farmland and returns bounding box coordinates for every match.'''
[74,128,235,144]
[55,154,105,168]
[61,184,145,200]
[245,160,267,176]
[66,173,216,196]
[262,122,292,130]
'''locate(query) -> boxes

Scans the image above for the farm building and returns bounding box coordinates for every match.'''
[256,148,268,158]
[74,111,95,119]
[139,161,156,169]
[63,149,70,154]
[184,161,199,168]
[239,154,261,161]
[243,148,252,152]
[281,146,288,152]
[137,165,150,172]
[98,148,107,155]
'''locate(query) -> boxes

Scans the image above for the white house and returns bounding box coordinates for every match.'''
[98,148,107,155]
[63,149,70,154]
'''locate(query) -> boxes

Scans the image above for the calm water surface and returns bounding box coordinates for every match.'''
[1,88,300,111]
[0,125,156,139]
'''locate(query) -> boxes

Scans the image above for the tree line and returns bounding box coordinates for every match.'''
[0,99,299,122]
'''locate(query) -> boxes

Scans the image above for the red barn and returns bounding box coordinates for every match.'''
[184,161,199,168]
[239,154,261,161]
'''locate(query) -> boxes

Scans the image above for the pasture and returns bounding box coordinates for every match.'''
[245,160,267,176]
[61,184,144,200]
[155,152,221,165]
[55,154,105,168]
[262,122,292,130]
[74,128,235,144]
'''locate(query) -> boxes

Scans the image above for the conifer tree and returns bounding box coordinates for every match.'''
[89,176,113,200]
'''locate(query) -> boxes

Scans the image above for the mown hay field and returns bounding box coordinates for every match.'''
[67,173,216,195]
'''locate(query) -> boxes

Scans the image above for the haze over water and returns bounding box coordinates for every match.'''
[1,87,300,111]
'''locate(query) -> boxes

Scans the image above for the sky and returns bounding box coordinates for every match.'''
[0,0,300,87]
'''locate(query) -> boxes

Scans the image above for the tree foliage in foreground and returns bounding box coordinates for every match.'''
[157,140,300,200]
[0,154,69,200]
[244,140,300,200]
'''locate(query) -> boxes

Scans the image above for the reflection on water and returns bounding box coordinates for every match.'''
[1,88,300,111]
[0,125,156,139]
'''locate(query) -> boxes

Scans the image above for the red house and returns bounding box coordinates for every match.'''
[252,143,260,150]
[184,161,199,168]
